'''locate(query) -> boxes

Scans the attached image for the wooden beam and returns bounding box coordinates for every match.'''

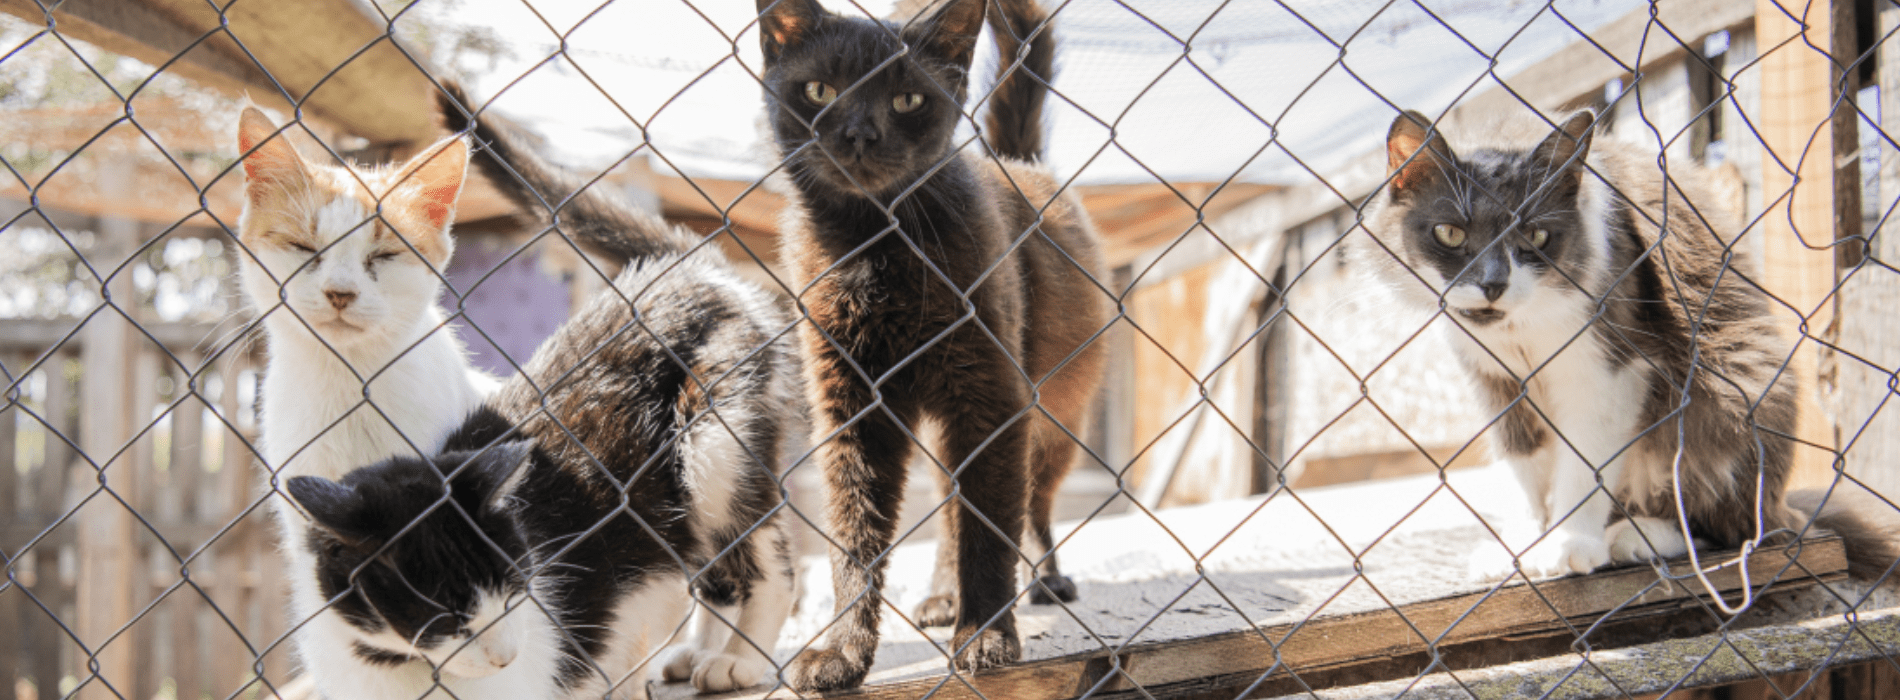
[1082,183,1278,268]
[653,173,787,237]
[1450,0,1757,121]
[0,0,441,146]
[1755,0,1844,484]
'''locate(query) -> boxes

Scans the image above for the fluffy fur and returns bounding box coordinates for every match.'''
[1362,109,1896,582]
[756,0,1111,689]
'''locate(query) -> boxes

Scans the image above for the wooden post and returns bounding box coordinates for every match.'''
[1831,2,1900,498]
[74,164,145,700]
[1754,0,1844,485]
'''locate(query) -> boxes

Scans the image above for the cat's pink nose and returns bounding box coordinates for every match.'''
[325,290,356,310]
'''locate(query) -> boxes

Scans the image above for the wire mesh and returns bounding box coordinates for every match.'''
[2,0,1899,699]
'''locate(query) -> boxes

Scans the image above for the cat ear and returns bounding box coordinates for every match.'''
[392,136,469,233]
[450,441,534,512]
[1532,109,1596,176]
[757,0,825,62]
[237,107,311,206]
[905,0,986,67]
[1386,109,1455,195]
[287,475,374,542]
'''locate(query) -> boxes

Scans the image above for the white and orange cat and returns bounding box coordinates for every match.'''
[234,107,503,698]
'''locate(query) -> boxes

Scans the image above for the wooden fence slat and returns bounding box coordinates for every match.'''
[170,352,209,700]
[30,352,74,700]
[2,352,21,700]
[210,354,260,697]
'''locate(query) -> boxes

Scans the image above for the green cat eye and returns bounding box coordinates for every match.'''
[1530,229,1550,248]
[892,93,926,114]
[1432,224,1466,248]
[804,82,838,106]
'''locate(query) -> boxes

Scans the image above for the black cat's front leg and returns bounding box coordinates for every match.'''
[936,388,1030,673]
[784,377,914,692]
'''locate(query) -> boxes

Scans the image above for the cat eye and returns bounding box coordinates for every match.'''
[804,82,838,107]
[1529,229,1550,248]
[1432,224,1466,248]
[288,242,318,255]
[892,93,926,114]
[368,250,402,266]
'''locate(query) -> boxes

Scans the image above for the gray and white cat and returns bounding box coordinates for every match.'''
[1362,108,1893,581]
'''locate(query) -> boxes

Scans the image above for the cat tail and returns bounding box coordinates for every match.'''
[1787,486,1900,584]
[434,81,699,267]
[982,0,1055,162]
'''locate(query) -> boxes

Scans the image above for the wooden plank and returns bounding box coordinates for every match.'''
[1450,0,1757,121]
[667,537,1847,700]
[1755,0,1844,486]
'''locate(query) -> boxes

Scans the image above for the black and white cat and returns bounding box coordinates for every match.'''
[1363,108,1894,581]
[279,88,801,700]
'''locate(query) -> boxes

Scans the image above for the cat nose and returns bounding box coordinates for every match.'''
[1480,282,1507,302]
[845,122,880,150]
[325,290,356,310]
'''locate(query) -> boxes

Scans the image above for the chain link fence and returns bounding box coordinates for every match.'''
[3,0,1899,699]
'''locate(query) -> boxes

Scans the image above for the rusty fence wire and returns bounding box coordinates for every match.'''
[4,0,1900,699]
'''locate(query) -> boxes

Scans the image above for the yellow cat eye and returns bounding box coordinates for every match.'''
[1432,224,1466,248]
[1530,229,1550,248]
[892,93,926,114]
[804,82,838,106]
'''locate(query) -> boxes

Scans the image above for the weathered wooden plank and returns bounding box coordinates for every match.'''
[665,538,1845,700]
[1278,604,1899,699]
[653,462,1851,700]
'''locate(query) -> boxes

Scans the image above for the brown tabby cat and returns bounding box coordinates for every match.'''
[756,0,1111,689]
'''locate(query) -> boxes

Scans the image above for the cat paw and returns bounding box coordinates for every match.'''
[1607,517,1690,564]
[785,646,867,692]
[1516,530,1609,579]
[1030,574,1077,604]
[691,651,771,693]
[1468,544,1521,582]
[914,594,957,628]
[656,645,697,683]
[1469,531,1609,581]
[951,626,1021,673]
